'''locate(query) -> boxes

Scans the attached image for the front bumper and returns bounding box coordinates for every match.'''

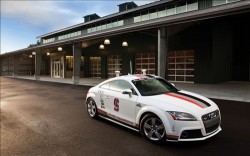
[165,110,221,142]
[176,126,222,142]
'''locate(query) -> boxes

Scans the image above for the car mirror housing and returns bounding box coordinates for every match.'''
[122,89,132,96]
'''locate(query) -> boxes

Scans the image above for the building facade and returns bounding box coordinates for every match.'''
[1,0,250,84]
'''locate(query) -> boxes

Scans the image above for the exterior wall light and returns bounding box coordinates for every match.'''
[104,39,110,45]
[122,41,128,47]
[58,47,63,51]
[99,44,105,49]
[47,52,50,56]
[32,51,36,55]
[29,55,32,58]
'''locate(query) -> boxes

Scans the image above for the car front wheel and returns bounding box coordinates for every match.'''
[86,98,98,118]
[140,114,166,143]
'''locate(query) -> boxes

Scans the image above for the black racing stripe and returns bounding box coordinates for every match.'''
[176,91,211,107]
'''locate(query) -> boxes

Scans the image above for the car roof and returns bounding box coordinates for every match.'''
[112,74,154,81]
[97,74,155,86]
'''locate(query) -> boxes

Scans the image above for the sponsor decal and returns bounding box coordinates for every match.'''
[100,94,105,109]
[114,98,119,112]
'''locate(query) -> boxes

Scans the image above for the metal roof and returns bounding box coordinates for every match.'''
[36,0,173,38]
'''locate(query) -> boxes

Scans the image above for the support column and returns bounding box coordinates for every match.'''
[34,49,42,80]
[158,27,167,78]
[13,55,19,77]
[72,43,82,84]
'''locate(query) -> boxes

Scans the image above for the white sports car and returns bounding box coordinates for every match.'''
[86,74,222,143]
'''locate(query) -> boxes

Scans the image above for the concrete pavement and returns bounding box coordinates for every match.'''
[1,77,250,156]
[3,75,250,102]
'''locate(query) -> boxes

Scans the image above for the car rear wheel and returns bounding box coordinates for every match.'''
[140,114,166,143]
[86,98,98,118]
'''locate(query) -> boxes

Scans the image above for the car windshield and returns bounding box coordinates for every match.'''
[132,78,177,96]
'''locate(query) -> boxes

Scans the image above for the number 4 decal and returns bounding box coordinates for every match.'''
[114,98,119,112]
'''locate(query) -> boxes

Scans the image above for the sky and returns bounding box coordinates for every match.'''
[0,0,157,54]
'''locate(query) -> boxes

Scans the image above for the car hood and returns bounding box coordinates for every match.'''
[137,90,219,118]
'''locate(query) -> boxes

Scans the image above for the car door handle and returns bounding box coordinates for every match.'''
[105,96,109,99]
[136,103,141,107]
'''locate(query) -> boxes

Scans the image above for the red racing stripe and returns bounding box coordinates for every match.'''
[135,75,145,79]
[165,93,205,108]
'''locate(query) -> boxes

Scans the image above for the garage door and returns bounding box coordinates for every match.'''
[90,57,101,78]
[107,55,122,78]
[167,50,194,83]
[135,53,155,74]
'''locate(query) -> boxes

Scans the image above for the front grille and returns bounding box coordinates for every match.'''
[205,122,220,134]
[202,110,221,134]
[202,110,220,121]
[180,129,203,139]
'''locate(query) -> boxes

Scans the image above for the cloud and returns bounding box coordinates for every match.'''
[1,1,157,30]
[0,0,157,53]
[1,1,81,30]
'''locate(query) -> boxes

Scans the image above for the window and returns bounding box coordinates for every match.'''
[149,9,157,19]
[107,22,113,29]
[141,11,149,21]
[213,0,226,6]
[100,82,110,89]
[118,20,124,26]
[77,31,81,36]
[157,7,166,18]
[187,0,198,11]
[101,24,107,30]
[176,1,186,14]
[112,21,118,27]
[87,28,92,33]
[91,27,97,32]
[43,37,55,44]
[132,78,173,96]
[97,25,102,31]
[134,13,141,23]
[58,30,81,39]
[167,3,176,16]
[66,56,73,71]
[213,0,238,6]
[109,80,134,92]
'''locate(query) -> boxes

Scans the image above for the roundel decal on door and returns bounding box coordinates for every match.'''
[114,98,119,112]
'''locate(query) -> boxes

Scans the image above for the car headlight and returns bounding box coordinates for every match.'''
[167,111,197,121]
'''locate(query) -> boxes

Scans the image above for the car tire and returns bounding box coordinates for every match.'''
[140,114,166,143]
[86,98,98,118]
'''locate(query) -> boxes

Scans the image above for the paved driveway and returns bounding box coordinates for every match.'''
[1,77,250,155]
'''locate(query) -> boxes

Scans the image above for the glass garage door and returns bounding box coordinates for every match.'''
[107,55,122,78]
[135,53,155,74]
[90,57,101,78]
[167,50,194,83]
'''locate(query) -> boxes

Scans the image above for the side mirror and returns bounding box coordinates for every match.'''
[171,83,175,87]
[122,89,132,97]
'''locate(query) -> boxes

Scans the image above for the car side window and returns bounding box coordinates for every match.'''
[109,80,137,95]
[100,82,109,89]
